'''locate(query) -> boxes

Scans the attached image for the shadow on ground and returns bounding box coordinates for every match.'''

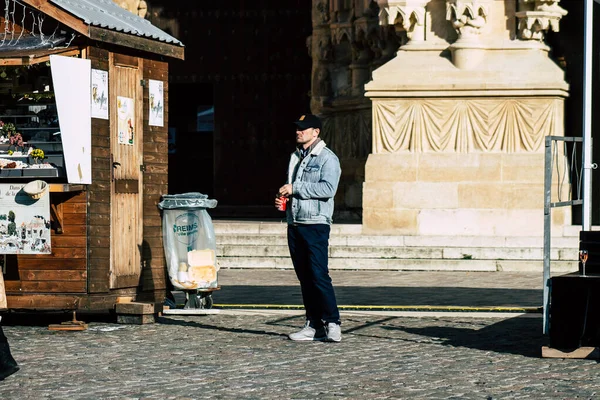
[249,314,549,358]
[1,311,116,326]
[156,316,288,338]
[379,315,548,358]
[214,286,542,308]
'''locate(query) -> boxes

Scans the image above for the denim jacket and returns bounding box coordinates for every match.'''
[286,140,341,225]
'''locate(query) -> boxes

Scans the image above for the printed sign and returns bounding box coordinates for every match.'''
[174,212,200,245]
[91,69,108,120]
[149,79,164,127]
[0,184,51,254]
[117,96,135,145]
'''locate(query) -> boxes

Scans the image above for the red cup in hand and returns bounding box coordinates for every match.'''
[277,196,288,211]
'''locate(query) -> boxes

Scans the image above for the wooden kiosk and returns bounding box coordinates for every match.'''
[0,0,184,313]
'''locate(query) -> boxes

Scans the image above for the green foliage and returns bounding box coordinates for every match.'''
[0,122,17,137]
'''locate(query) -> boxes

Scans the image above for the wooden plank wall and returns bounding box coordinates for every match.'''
[138,58,169,302]
[4,48,170,309]
[88,46,112,294]
[88,47,168,302]
[5,191,87,310]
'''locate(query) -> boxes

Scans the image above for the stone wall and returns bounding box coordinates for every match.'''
[363,152,570,236]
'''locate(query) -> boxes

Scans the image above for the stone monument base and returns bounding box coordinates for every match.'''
[363,152,570,237]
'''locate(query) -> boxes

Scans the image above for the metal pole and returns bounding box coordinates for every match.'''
[543,137,552,334]
[583,0,594,230]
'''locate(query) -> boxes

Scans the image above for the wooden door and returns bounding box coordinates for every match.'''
[109,54,144,289]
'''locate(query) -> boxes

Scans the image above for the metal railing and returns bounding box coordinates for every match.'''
[543,136,585,334]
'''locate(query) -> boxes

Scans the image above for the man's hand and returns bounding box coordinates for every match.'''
[278,184,293,197]
[274,196,285,209]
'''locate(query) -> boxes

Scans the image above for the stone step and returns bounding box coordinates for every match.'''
[216,257,576,273]
[213,221,362,235]
[212,221,581,272]
[214,220,583,238]
[217,244,578,261]
[216,233,579,249]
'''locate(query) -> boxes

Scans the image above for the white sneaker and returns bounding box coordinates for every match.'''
[326,323,341,342]
[288,321,326,341]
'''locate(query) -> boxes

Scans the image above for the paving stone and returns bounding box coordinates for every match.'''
[0,313,597,399]
[0,270,589,399]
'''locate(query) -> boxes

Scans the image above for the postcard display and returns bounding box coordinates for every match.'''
[0,183,51,254]
[0,65,57,255]
[158,193,219,290]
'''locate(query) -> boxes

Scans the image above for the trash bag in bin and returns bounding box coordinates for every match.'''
[158,193,218,290]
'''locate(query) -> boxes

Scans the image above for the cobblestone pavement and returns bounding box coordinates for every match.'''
[1,270,593,399]
[0,312,597,399]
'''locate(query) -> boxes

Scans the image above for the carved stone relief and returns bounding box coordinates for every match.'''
[446,0,490,40]
[314,0,331,25]
[310,0,392,103]
[376,25,402,62]
[313,65,333,98]
[318,36,334,62]
[379,1,428,43]
[372,98,563,153]
[516,0,568,41]
[321,108,372,159]
[310,29,334,102]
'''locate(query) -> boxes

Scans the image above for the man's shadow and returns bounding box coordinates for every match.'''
[156,316,288,338]
[380,315,548,358]
[157,313,549,359]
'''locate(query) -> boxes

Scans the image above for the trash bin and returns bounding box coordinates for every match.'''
[158,192,218,309]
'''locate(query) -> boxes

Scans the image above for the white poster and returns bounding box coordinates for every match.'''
[50,55,92,184]
[117,96,135,145]
[149,79,164,127]
[0,184,51,254]
[91,69,109,120]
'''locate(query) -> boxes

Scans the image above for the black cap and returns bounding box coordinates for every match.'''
[293,114,322,130]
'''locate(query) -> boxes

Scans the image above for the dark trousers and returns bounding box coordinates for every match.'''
[287,224,340,326]
[0,319,19,380]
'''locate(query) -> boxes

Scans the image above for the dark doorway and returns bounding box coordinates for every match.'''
[147,1,312,217]
[167,82,214,196]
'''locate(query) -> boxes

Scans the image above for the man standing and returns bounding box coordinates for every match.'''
[275,114,342,342]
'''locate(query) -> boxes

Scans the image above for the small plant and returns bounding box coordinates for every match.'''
[31,148,44,160]
[8,132,24,152]
[1,121,17,137]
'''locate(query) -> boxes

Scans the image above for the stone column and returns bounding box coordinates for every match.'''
[363,0,570,237]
